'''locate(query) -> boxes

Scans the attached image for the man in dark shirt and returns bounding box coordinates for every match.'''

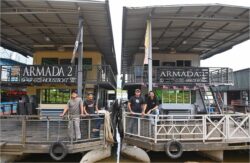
[83,93,99,115]
[127,89,146,134]
[128,89,146,114]
[83,93,101,136]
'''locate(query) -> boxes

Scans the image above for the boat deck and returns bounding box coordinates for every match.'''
[0,115,105,155]
[123,112,250,151]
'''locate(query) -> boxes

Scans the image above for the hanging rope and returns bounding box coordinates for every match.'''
[103,111,114,144]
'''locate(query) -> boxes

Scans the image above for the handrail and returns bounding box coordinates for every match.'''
[0,114,105,144]
[123,112,250,143]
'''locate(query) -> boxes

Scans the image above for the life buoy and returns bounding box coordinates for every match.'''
[49,141,68,161]
[164,140,183,159]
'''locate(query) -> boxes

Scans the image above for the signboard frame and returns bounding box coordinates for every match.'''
[20,65,77,84]
[157,67,210,84]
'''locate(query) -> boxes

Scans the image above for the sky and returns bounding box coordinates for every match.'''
[109,0,250,75]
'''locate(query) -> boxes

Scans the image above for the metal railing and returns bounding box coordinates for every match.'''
[0,65,116,88]
[124,112,250,143]
[0,114,105,144]
[209,67,233,85]
[122,66,233,86]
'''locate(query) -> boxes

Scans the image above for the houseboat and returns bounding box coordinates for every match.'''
[121,4,250,161]
[0,0,116,162]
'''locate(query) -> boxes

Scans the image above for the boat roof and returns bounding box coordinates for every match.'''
[122,4,250,73]
[0,0,117,74]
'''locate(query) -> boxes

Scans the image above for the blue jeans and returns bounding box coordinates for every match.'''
[127,114,139,135]
[149,109,159,125]
[92,115,103,138]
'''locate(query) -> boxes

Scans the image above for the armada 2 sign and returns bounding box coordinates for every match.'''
[157,67,209,84]
[20,65,77,83]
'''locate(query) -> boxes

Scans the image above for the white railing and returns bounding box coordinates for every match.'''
[124,112,250,143]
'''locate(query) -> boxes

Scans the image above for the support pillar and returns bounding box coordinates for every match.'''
[77,16,84,98]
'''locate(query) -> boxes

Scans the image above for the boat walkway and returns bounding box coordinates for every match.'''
[123,112,250,151]
[0,115,105,155]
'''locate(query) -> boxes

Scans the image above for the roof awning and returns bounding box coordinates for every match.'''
[1,0,117,74]
[122,4,250,73]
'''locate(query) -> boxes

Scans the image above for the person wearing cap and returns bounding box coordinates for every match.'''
[127,89,146,134]
[60,90,84,140]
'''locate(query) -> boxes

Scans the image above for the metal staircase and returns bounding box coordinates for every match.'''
[211,86,225,114]
[199,85,222,114]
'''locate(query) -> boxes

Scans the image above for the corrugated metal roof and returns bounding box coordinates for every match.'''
[122,4,250,73]
[0,0,117,74]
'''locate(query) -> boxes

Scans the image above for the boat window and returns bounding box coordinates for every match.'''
[60,59,71,65]
[75,58,92,70]
[42,58,58,65]
[153,60,160,66]
[42,89,70,104]
[176,60,191,67]
[162,62,175,67]
[162,90,191,104]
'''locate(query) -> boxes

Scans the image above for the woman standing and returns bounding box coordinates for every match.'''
[145,91,159,124]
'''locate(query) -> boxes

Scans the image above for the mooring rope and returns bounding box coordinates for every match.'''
[103,111,114,144]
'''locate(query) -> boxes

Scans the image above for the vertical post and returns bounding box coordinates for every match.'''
[154,114,157,143]
[47,119,49,141]
[138,116,140,136]
[148,18,153,91]
[203,115,206,142]
[96,85,100,108]
[124,112,126,133]
[77,16,84,97]
[22,117,26,144]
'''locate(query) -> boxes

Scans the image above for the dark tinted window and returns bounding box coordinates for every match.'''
[176,60,184,67]
[60,59,71,65]
[42,58,58,65]
[75,58,92,70]
[176,60,191,67]
[184,60,191,67]
[162,62,175,66]
[153,60,160,66]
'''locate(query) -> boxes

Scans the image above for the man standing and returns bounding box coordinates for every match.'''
[60,91,84,140]
[83,93,101,137]
[127,89,146,134]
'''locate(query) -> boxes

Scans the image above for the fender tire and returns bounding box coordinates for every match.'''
[49,141,68,161]
[164,140,183,159]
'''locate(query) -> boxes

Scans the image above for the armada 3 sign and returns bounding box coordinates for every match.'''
[20,65,77,83]
[157,67,209,84]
